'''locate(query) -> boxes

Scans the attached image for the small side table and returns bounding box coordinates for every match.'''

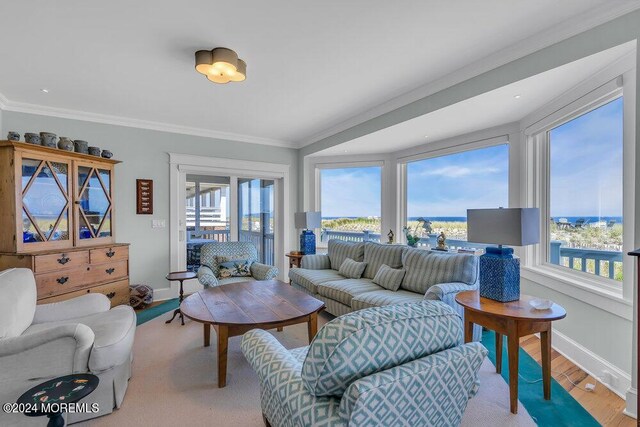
[17,373,99,427]
[165,271,197,325]
[455,291,566,414]
[286,252,304,269]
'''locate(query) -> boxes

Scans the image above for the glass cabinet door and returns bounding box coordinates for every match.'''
[75,163,114,245]
[20,157,72,249]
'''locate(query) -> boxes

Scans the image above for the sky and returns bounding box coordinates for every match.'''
[550,97,623,218]
[320,97,623,220]
[321,167,382,217]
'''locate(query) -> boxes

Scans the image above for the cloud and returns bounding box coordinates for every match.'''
[419,165,500,178]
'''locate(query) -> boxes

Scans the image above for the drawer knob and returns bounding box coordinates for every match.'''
[106,268,115,275]
[57,255,70,265]
[106,249,115,258]
[57,276,69,285]
[106,292,116,299]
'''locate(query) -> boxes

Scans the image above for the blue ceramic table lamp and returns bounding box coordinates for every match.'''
[467,208,540,302]
[295,211,321,255]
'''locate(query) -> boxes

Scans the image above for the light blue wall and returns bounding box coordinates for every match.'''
[1,111,298,290]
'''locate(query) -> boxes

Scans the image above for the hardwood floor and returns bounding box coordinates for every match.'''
[520,335,635,427]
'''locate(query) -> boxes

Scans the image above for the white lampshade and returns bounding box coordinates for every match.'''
[467,208,540,246]
[295,212,321,230]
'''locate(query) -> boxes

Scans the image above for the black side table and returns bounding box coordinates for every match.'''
[17,373,99,427]
[165,271,197,325]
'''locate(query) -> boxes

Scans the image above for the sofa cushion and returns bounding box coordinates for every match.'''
[0,268,37,339]
[317,279,381,306]
[362,242,405,279]
[372,264,406,291]
[289,268,345,294]
[301,301,463,396]
[200,242,258,277]
[338,258,367,279]
[401,249,479,294]
[328,240,364,270]
[351,289,424,311]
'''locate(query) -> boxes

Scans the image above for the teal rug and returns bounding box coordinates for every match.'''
[136,303,599,426]
[481,330,599,426]
[135,298,179,325]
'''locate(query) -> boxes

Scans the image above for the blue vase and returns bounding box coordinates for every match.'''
[300,230,316,255]
[479,246,520,302]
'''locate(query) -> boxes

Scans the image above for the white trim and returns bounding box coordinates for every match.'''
[0,96,294,148]
[168,153,290,298]
[521,267,632,320]
[624,388,637,419]
[551,328,631,401]
[297,3,640,148]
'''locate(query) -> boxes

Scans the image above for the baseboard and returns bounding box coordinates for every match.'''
[151,279,202,302]
[550,329,631,400]
[623,388,637,419]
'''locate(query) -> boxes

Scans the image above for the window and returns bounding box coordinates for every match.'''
[319,166,382,244]
[547,97,623,282]
[405,144,509,248]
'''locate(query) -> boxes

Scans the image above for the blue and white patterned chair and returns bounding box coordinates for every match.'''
[197,242,278,287]
[242,301,487,427]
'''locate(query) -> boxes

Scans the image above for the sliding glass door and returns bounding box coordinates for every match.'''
[238,179,275,265]
[184,175,276,271]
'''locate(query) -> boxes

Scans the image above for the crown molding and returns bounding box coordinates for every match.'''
[297,2,640,149]
[0,96,295,149]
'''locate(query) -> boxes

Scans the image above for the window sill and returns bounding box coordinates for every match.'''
[521,266,632,321]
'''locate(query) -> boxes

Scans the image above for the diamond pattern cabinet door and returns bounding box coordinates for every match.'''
[74,161,115,247]
[17,155,73,251]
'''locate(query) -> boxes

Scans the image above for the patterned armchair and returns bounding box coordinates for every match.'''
[242,301,487,427]
[197,241,278,287]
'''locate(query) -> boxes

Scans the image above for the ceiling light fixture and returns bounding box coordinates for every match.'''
[195,48,246,84]
[514,95,521,99]
[40,88,49,93]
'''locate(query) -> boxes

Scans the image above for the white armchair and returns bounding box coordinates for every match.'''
[0,268,136,426]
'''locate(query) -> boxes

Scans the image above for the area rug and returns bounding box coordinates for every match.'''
[483,331,599,426]
[80,305,536,427]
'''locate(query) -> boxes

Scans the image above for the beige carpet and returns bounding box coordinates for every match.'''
[81,312,535,427]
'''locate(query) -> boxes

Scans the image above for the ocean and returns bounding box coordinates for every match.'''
[324,216,623,224]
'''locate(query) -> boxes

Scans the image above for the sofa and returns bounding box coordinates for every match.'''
[197,241,279,287]
[0,268,135,426]
[242,300,488,427]
[289,240,482,340]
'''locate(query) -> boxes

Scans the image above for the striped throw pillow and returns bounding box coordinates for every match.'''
[338,258,367,279]
[372,264,406,291]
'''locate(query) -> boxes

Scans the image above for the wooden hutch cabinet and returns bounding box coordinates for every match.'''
[0,140,130,306]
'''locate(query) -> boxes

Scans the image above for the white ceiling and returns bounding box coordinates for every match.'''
[312,43,634,156]
[0,1,636,147]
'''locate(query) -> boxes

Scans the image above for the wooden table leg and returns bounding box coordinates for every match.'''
[307,312,318,343]
[276,327,283,332]
[540,327,552,400]
[463,315,474,343]
[507,327,520,414]
[203,323,211,347]
[217,325,229,388]
[495,332,503,374]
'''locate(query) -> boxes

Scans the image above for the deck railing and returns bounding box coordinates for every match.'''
[550,241,622,279]
[321,229,622,279]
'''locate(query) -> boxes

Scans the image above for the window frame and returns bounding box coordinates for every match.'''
[314,161,384,248]
[398,136,511,244]
[523,74,635,307]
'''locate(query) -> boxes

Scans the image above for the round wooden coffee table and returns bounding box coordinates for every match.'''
[455,291,566,414]
[181,279,325,387]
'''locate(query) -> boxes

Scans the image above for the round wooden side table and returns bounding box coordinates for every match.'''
[17,373,99,427]
[455,291,566,414]
[165,271,197,325]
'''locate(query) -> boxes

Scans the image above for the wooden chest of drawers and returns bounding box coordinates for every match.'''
[0,243,130,307]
